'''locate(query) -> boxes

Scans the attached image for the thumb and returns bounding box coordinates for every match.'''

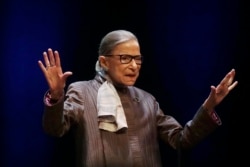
[62,71,73,80]
[209,85,216,97]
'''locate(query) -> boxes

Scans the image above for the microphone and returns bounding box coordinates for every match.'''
[133,97,140,103]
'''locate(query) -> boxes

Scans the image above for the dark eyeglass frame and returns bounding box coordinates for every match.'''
[104,54,143,65]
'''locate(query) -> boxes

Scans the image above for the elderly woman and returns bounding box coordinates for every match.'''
[38,30,238,167]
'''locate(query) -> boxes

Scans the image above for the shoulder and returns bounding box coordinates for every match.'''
[68,81,89,89]
[69,80,89,87]
[67,79,101,92]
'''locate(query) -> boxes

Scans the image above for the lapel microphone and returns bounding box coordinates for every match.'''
[133,97,140,103]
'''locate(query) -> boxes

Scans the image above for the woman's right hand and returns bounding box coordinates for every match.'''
[38,48,73,100]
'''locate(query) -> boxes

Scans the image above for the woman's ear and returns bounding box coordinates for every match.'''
[99,56,108,71]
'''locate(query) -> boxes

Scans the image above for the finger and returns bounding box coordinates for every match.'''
[210,85,216,95]
[227,69,236,85]
[62,71,73,80]
[54,50,61,67]
[47,48,56,66]
[220,69,235,86]
[43,51,51,67]
[228,81,238,91]
[227,76,233,86]
[38,60,47,74]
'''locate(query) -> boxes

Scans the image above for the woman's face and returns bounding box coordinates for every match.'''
[102,40,142,87]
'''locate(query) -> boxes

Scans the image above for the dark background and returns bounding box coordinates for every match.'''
[0,0,248,167]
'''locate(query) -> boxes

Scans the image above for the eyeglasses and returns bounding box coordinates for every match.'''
[105,54,143,65]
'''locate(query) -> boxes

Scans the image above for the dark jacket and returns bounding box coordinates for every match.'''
[42,74,221,167]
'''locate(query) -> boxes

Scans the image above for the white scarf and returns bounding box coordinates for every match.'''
[95,60,128,132]
[97,81,128,132]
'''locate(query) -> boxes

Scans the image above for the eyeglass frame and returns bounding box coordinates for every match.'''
[104,54,143,65]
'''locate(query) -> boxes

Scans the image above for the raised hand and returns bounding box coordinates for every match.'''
[203,69,238,111]
[38,48,73,99]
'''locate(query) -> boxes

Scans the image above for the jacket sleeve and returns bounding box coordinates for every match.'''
[180,106,221,149]
[157,104,221,150]
[42,82,85,137]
